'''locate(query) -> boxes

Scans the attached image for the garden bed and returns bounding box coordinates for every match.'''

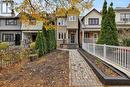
[0,50,69,87]
[78,48,130,85]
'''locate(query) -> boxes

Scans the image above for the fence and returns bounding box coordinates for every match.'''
[82,43,130,71]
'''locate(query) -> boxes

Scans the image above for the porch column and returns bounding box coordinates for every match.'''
[22,32,24,41]
[76,30,78,44]
[66,30,68,44]
[82,30,84,44]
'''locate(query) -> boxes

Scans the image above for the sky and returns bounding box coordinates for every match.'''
[81,0,130,16]
[16,0,130,15]
[4,0,129,16]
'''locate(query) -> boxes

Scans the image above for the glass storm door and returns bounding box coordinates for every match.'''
[70,34,75,44]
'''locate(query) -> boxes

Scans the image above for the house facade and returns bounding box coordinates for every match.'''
[56,8,79,49]
[81,5,130,45]
[0,0,43,46]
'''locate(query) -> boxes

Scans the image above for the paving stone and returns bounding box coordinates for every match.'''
[69,50,103,87]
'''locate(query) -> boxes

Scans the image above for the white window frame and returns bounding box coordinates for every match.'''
[69,16,76,21]
[2,33,14,42]
[120,13,130,22]
[58,32,66,40]
[93,33,98,39]
[57,18,66,26]
[1,2,12,14]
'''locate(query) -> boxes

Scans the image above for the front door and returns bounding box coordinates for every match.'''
[93,33,98,43]
[15,34,21,45]
[32,33,37,42]
[70,34,75,44]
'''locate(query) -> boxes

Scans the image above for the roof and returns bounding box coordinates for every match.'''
[115,7,130,11]
[81,8,101,21]
[0,15,19,19]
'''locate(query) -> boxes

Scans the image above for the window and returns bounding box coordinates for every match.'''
[93,33,98,38]
[84,32,89,38]
[6,19,17,25]
[1,2,12,14]
[58,32,66,39]
[2,33,14,42]
[120,13,130,22]
[57,18,66,26]
[29,19,36,25]
[69,16,76,21]
[88,18,99,25]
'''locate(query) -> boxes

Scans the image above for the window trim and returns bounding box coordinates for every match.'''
[120,13,130,22]
[58,32,66,40]
[57,18,66,26]
[1,2,12,14]
[29,19,36,25]
[2,33,14,42]
[88,18,99,25]
[69,16,76,21]
[6,19,17,25]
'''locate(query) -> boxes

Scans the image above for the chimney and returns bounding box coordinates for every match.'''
[127,4,130,8]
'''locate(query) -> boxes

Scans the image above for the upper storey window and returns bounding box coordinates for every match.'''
[6,19,17,25]
[57,18,66,26]
[29,19,36,25]
[88,18,99,25]
[69,16,76,21]
[120,13,130,22]
[1,2,12,14]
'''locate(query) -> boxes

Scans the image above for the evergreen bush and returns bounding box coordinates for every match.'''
[122,38,130,46]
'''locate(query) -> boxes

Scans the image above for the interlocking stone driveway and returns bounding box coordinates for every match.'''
[69,49,130,87]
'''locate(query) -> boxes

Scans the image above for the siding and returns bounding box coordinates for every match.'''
[67,16,78,29]
[0,19,21,30]
[21,21,43,30]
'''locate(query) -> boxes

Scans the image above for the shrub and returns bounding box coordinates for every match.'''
[30,42,36,49]
[122,38,130,46]
[0,42,9,49]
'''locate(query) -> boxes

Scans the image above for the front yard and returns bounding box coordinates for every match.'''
[0,50,69,87]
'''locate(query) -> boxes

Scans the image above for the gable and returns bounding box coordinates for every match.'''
[82,9,101,21]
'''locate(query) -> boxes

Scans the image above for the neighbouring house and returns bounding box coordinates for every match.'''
[56,7,80,49]
[80,8,101,44]
[81,5,130,45]
[20,13,43,47]
[115,5,130,41]
[0,0,43,46]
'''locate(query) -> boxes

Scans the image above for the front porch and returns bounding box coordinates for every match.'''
[21,31,38,47]
[82,30,99,44]
[57,29,79,49]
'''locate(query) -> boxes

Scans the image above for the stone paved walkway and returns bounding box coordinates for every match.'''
[69,49,104,87]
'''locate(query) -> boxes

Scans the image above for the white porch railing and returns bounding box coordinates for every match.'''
[84,38,98,43]
[82,43,130,71]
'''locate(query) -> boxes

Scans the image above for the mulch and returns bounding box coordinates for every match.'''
[0,50,69,87]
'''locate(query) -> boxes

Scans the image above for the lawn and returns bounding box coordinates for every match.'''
[0,50,69,87]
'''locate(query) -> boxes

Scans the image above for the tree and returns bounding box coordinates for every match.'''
[35,31,44,57]
[97,1,119,45]
[107,3,118,45]
[35,31,41,50]
[97,0,108,44]
[14,0,94,28]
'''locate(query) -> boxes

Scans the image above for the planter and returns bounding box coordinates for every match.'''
[29,54,38,62]
[78,48,130,85]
